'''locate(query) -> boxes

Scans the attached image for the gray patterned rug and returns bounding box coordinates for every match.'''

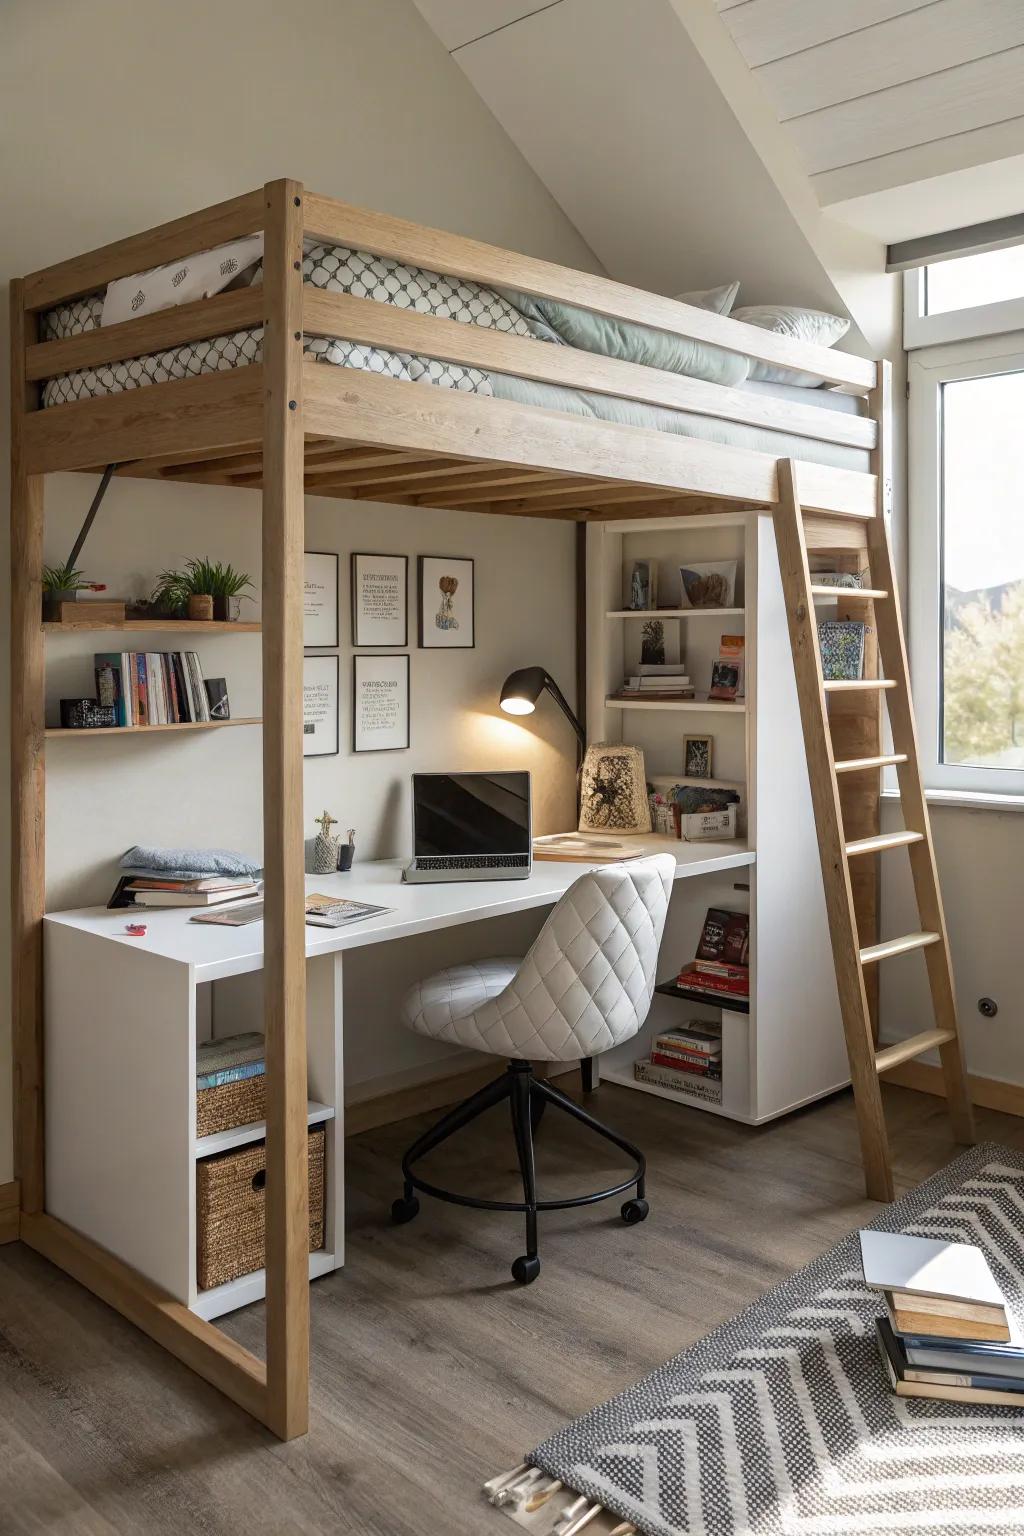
[522,1144,1024,1536]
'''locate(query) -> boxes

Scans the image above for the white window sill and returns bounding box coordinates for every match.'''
[882,787,1024,813]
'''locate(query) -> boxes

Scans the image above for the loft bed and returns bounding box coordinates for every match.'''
[11,178,946,1444]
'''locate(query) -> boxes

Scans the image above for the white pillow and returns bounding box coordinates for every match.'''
[102,234,264,327]
[732,303,850,387]
[674,281,740,316]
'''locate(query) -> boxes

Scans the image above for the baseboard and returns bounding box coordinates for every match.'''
[345,1060,580,1138]
[0,1180,20,1244]
[884,1060,1024,1118]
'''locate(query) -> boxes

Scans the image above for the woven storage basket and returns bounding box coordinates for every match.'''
[196,1126,326,1291]
[196,1073,266,1139]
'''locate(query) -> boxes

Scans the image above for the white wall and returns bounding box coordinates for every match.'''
[0,0,600,1187]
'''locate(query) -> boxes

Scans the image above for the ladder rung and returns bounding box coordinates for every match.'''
[810,586,889,601]
[824,678,897,692]
[860,931,941,965]
[874,1028,957,1074]
[845,830,923,858]
[834,753,908,774]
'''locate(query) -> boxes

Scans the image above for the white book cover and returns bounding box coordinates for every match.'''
[860,1230,1006,1309]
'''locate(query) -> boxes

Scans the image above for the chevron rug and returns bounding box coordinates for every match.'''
[489,1144,1024,1536]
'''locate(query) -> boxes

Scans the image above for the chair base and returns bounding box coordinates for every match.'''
[391,1060,647,1283]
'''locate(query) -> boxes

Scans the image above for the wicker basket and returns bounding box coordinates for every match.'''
[196,1126,326,1291]
[196,1073,266,1139]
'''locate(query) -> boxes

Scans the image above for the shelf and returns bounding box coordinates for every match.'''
[45,717,261,738]
[195,1101,335,1160]
[600,1065,753,1122]
[810,587,887,602]
[606,695,746,713]
[43,619,261,633]
[606,608,744,620]
[192,1249,337,1322]
[654,980,750,1015]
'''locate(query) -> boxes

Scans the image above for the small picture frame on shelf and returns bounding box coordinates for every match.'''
[683,734,713,779]
[626,557,659,611]
[303,655,339,757]
[351,552,408,648]
[639,616,680,667]
[303,551,339,649]
[353,654,411,752]
[419,556,474,648]
[679,559,738,609]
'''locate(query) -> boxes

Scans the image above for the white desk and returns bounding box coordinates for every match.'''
[43,836,753,1319]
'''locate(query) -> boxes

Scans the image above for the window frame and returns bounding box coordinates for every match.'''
[909,328,1024,796]
[904,263,1024,350]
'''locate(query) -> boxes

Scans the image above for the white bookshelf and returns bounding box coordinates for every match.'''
[586,512,849,1124]
[194,1099,335,1159]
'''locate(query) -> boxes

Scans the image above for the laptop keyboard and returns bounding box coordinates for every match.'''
[415,854,530,870]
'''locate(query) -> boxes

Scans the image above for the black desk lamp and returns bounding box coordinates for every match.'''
[500,666,585,766]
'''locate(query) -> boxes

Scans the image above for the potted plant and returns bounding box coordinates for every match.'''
[151,558,254,622]
[42,561,88,620]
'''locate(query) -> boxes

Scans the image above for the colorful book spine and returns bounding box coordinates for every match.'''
[650,1051,720,1076]
[634,1059,723,1102]
[196,1060,266,1091]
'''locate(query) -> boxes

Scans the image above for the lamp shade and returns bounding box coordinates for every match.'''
[500,666,547,717]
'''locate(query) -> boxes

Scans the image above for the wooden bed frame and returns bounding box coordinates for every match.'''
[10,179,955,1441]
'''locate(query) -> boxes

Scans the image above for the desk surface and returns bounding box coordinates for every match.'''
[45,836,754,982]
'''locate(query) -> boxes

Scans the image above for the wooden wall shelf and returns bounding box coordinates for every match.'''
[605,607,745,620]
[45,718,261,738]
[43,619,261,633]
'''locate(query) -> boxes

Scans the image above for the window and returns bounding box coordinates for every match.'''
[925,247,1024,315]
[909,339,1024,794]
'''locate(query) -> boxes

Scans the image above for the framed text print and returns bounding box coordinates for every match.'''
[353,654,410,753]
[303,551,339,649]
[418,555,474,649]
[303,655,339,757]
[351,552,408,647]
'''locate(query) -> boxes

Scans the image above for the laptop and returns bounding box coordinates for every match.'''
[403,771,532,883]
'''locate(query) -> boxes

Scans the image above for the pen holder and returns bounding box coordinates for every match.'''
[337,843,354,872]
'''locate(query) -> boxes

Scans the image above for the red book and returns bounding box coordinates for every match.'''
[677,963,749,997]
[650,1051,716,1074]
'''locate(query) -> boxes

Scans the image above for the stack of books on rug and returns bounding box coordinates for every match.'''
[862,1231,1022,1405]
[674,906,750,1006]
[634,1021,723,1104]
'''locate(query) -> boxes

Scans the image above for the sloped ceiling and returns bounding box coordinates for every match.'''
[412,0,898,353]
[716,0,1024,241]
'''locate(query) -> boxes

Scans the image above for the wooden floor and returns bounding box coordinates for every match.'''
[2,1080,1020,1535]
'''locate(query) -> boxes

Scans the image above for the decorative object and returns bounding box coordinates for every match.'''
[196,1126,326,1291]
[302,655,340,757]
[42,560,88,619]
[500,666,585,767]
[204,678,230,720]
[47,599,126,626]
[813,570,864,590]
[303,550,339,648]
[150,558,254,622]
[419,555,474,648]
[578,743,651,833]
[626,557,658,611]
[818,619,867,681]
[351,552,407,647]
[353,653,410,752]
[499,1146,1021,1536]
[708,659,741,701]
[683,734,713,778]
[337,829,355,873]
[676,804,737,841]
[640,617,666,665]
[59,698,118,729]
[679,558,738,609]
[311,810,342,875]
[648,789,676,836]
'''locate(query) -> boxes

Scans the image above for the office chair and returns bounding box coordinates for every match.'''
[391,855,675,1282]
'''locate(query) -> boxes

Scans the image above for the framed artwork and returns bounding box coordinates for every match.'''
[626,557,659,611]
[418,555,474,648]
[351,552,408,648]
[678,559,738,609]
[302,655,339,757]
[303,551,339,649]
[683,734,714,779]
[353,654,410,753]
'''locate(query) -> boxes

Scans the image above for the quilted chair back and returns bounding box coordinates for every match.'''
[486,854,675,1062]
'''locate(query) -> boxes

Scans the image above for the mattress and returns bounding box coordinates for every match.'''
[40,241,869,473]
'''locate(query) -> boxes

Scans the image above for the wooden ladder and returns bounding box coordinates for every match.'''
[774,457,975,1202]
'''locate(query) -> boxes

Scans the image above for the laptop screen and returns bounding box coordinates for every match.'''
[413,772,531,858]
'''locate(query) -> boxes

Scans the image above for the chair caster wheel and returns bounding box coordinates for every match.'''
[621,1197,649,1225]
[511,1254,540,1284]
[391,1195,420,1225]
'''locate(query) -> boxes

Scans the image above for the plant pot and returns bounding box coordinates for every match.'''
[212,595,240,622]
[42,588,79,620]
[188,594,215,621]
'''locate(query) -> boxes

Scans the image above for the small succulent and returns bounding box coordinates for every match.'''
[42,561,88,594]
[151,557,254,614]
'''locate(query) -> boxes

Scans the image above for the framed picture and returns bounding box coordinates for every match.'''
[678,559,738,610]
[303,551,339,648]
[626,557,659,611]
[683,735,714,779]
[418,555,474,648]
[351,552,408,647]
[303,655,339,757]
[353,654,410,752]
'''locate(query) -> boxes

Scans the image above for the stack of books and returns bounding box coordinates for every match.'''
[108,873,261,909]
[861,1231,1022,1405]
[615,664,695,702]
[95,650,212,727]
[675,907,750,1003]
[196,1032,266,1093]
[634,1021,723,1104]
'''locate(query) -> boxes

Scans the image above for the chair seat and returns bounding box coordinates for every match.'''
[402,958,523,1052]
